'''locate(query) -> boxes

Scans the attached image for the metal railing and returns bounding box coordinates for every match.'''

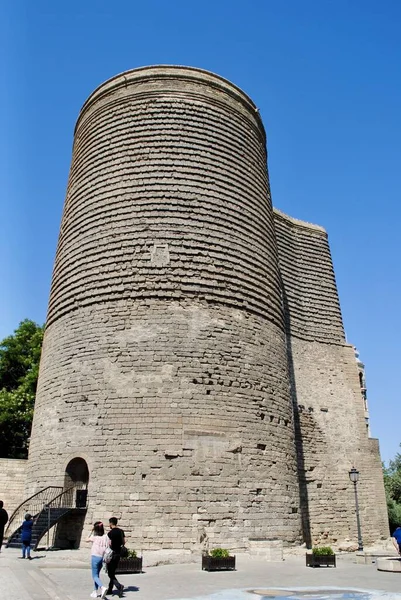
[5,486,63,536]
[46,485,76,509]
[42,486,78,549]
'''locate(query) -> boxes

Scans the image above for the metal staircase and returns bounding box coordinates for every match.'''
[6,485,87,549]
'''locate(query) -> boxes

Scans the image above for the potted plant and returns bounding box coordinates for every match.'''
[116,549,143,574]
[202,548,236,571]
[306,546,336,568]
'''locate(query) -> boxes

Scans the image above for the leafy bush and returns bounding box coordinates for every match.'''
[209,548,230,558]
[127,549,137,558]
[0,320,44,458]
[383,454,401,531]
[312,546,334,556]
[387,498,401,533]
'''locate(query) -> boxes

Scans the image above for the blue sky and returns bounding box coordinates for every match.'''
[1,1,400,463]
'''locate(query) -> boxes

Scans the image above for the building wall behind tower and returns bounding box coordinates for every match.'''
[0,458,27,515]
[26,67,301,550]
[273,210,389,544]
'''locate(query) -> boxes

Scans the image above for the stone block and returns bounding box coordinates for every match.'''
[248,539,284,561]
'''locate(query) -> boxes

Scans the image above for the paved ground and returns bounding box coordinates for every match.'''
[1,547,401,600]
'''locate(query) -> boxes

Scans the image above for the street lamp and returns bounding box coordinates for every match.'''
[349,467,363,551]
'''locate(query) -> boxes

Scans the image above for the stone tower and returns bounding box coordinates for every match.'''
[25,66,388,551]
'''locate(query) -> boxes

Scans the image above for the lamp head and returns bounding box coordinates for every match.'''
[349,467,359,483]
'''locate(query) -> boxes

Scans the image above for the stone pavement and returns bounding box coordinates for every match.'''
[1,547,401,600]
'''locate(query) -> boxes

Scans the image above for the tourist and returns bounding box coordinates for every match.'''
[0,501,8,552]
[106,517,125,597]
[20,513,34,559]
[392,526,401,554]
[86,521,110,598]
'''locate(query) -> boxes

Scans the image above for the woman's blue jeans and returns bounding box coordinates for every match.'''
[91,555,103,590]
[22,541,31,558]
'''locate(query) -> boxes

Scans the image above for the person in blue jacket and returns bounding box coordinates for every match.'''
[392,526,401,555]
[20,513,34,559]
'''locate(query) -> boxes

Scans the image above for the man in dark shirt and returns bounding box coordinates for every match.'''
[106,517,125,597]
[0,501,8,552]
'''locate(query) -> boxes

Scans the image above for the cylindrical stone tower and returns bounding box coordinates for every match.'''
[27,66,301,550]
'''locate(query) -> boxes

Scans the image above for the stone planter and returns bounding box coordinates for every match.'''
[306,553,336,568]
[202,555,236,571]
[116,556,143,574]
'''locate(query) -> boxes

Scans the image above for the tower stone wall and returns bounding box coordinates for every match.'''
[26,66,302,551]
[25,66,389,551]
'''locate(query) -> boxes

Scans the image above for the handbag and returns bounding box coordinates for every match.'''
[103,547,114,564]
[120,545,128,558]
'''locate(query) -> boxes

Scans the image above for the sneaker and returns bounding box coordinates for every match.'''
[90,592,98,599]
[100,587,107,599]
[118,584,124,597]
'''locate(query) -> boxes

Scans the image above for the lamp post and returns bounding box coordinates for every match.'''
[349,467,363,551]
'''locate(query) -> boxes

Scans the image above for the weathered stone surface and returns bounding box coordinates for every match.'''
[248,539,283,561]
[25,66,388,551]
[274,211,389,545]
[0,459,27,515]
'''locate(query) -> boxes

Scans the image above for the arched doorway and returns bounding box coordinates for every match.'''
[64,457,89,508]
[64,457,89,488]
[53,458,89,549]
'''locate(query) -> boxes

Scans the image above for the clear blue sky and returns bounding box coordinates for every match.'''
[1,1,400,464]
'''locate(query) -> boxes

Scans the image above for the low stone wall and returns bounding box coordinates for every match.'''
[377,556,401,572]
[248,539,283,561]
[0,458,27,516]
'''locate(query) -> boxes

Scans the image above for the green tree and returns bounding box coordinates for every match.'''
[0,319,44,458]
[383,448,401,533]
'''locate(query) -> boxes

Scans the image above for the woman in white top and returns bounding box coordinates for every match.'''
[86,521,110,598]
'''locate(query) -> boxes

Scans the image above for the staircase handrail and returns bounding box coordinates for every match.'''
[45,485,77,510]
[5,486,63,536]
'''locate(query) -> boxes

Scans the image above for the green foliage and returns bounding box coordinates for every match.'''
[209,548,230,558]
[383,450,401,532]
[127,549,137,558]
[384,454,401,503]
[0,320,44,458]
[312,546,334,556]
[386,496,401,533]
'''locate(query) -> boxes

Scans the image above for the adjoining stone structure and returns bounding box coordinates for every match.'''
[273,210,388,545]
[0,459,27,514]
[25,66,388,551]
